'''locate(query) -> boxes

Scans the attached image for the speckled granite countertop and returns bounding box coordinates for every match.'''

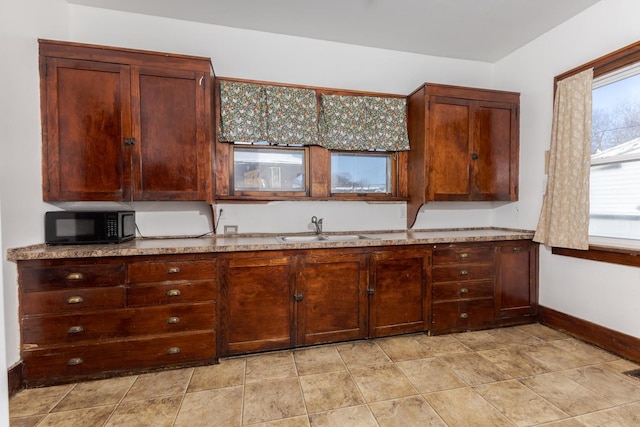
[7,228,535,261]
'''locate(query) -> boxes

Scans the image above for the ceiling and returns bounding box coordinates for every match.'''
[68,0,601,62]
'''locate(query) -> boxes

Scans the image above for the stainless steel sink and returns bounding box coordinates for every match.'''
[276,234,377,243]
[276,235,325,243]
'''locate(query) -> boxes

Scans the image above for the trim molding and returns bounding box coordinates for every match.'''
[538,306,640,363]
[8,361,23,397]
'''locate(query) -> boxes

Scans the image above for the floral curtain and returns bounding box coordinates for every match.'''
[265,86,318,145]
[219,81,318,145]
[534,68,593,250]
[319,94,410,151]
[219,81,267,142]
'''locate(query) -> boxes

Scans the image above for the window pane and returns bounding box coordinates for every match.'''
[590,68,640,239]
[331,152,391,194]
[234,147,305,192]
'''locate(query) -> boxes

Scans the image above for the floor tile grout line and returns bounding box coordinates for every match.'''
[100,374,140,427]
[170,367,196,427]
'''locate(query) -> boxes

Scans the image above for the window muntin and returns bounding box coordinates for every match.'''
[330,152,392,194]
[590,64,640,239]
[233,146,307,193]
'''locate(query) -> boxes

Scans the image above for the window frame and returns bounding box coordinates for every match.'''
[329,150,398,198]
[230,144,310,198]
[213,77,409,202]
[551,40,640,265]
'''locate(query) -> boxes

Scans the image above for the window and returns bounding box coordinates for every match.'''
[330,152,392,194]
[590,64,640,240]
[232,145,307,194]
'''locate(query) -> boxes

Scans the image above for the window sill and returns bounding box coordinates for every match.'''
[551,239,640,267]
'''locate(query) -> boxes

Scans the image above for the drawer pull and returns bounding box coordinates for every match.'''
[459,269,468,276]
[67,357,83,366]
[459,253,469,259]
[167,317,180,324]
[512,247,522,253]
[67,326,84,334]
[166,289,182,297]
[166,347,181,355]
[66,272,84,280]
[67,296,84,304]
[460,312,469,319]
[459,287,469,294]
[167,267,181,274]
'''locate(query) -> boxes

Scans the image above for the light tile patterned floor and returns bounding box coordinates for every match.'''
[9,324,640,426]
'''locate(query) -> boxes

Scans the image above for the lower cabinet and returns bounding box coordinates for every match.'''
[369,248,429,337]
[496,241,539,322]
[430,240,538,335]
[16,239,538,385]
[218,246,430,356]
[219,255,294,355]
[18,255,217,386]
[296,253,368,346]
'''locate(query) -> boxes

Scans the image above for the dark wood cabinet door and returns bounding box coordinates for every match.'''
[496,242,538,320]
[369,248,429,337]
[42,58,131,201]
[296,253,367,346]
[220,256,294,355]
[133,66,209,200]
[472,101,519,200]
[429,97,472,200]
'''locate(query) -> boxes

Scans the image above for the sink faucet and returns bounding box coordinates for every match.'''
[311,216,323,235]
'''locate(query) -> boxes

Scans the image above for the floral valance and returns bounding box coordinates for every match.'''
[319,94,409,151]
[219,80,410,151]
[219,81,318,145]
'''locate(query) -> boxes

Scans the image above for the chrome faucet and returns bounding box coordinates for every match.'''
[311,216,323,235]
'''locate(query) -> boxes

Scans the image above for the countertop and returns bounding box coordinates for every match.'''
[7,227,535,261]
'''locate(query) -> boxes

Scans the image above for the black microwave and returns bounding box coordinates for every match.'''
[45,211,136,245]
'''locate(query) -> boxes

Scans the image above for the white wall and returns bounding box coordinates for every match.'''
[0,0,68,415]
[495,0,640,338]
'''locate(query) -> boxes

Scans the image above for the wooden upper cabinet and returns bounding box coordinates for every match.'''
[406,84,520,227]
[39,40,214,202]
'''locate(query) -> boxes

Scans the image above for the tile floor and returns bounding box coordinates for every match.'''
[9,324,640,426]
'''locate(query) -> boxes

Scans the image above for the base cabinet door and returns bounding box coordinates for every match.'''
[220,256,294,355]
[496,241,539,322]
[295,253,368,346]
[369,248,429,337]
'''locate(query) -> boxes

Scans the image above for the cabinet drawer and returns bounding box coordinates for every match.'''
[432,280,494,302]
[21,302,216,346]
[127,281,216,307]
[128,260,215,283]
[432,246,494,265]
[21,264,125,292]
[21,287,125,316]
[432,264,494,282]
[22,331,217,385]
[431,298,495,333]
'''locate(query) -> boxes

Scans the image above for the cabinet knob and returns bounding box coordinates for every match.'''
[512,247,522,253]
[366,288,375,296]
[167,267,181,274]
[459,287,469,294]
[166,289,182,297]
[294,293,304,302]
[166,347,181,355]
[67,296,84,304]
[167,317,180,324]
[67,325,84,334]
[459,269,468,276]
[66,272,84,280]
[459,253,469,259]
[124,137,136,146]
[67,357,83,366]
[460,312,469,319]
[471,153,479,160]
